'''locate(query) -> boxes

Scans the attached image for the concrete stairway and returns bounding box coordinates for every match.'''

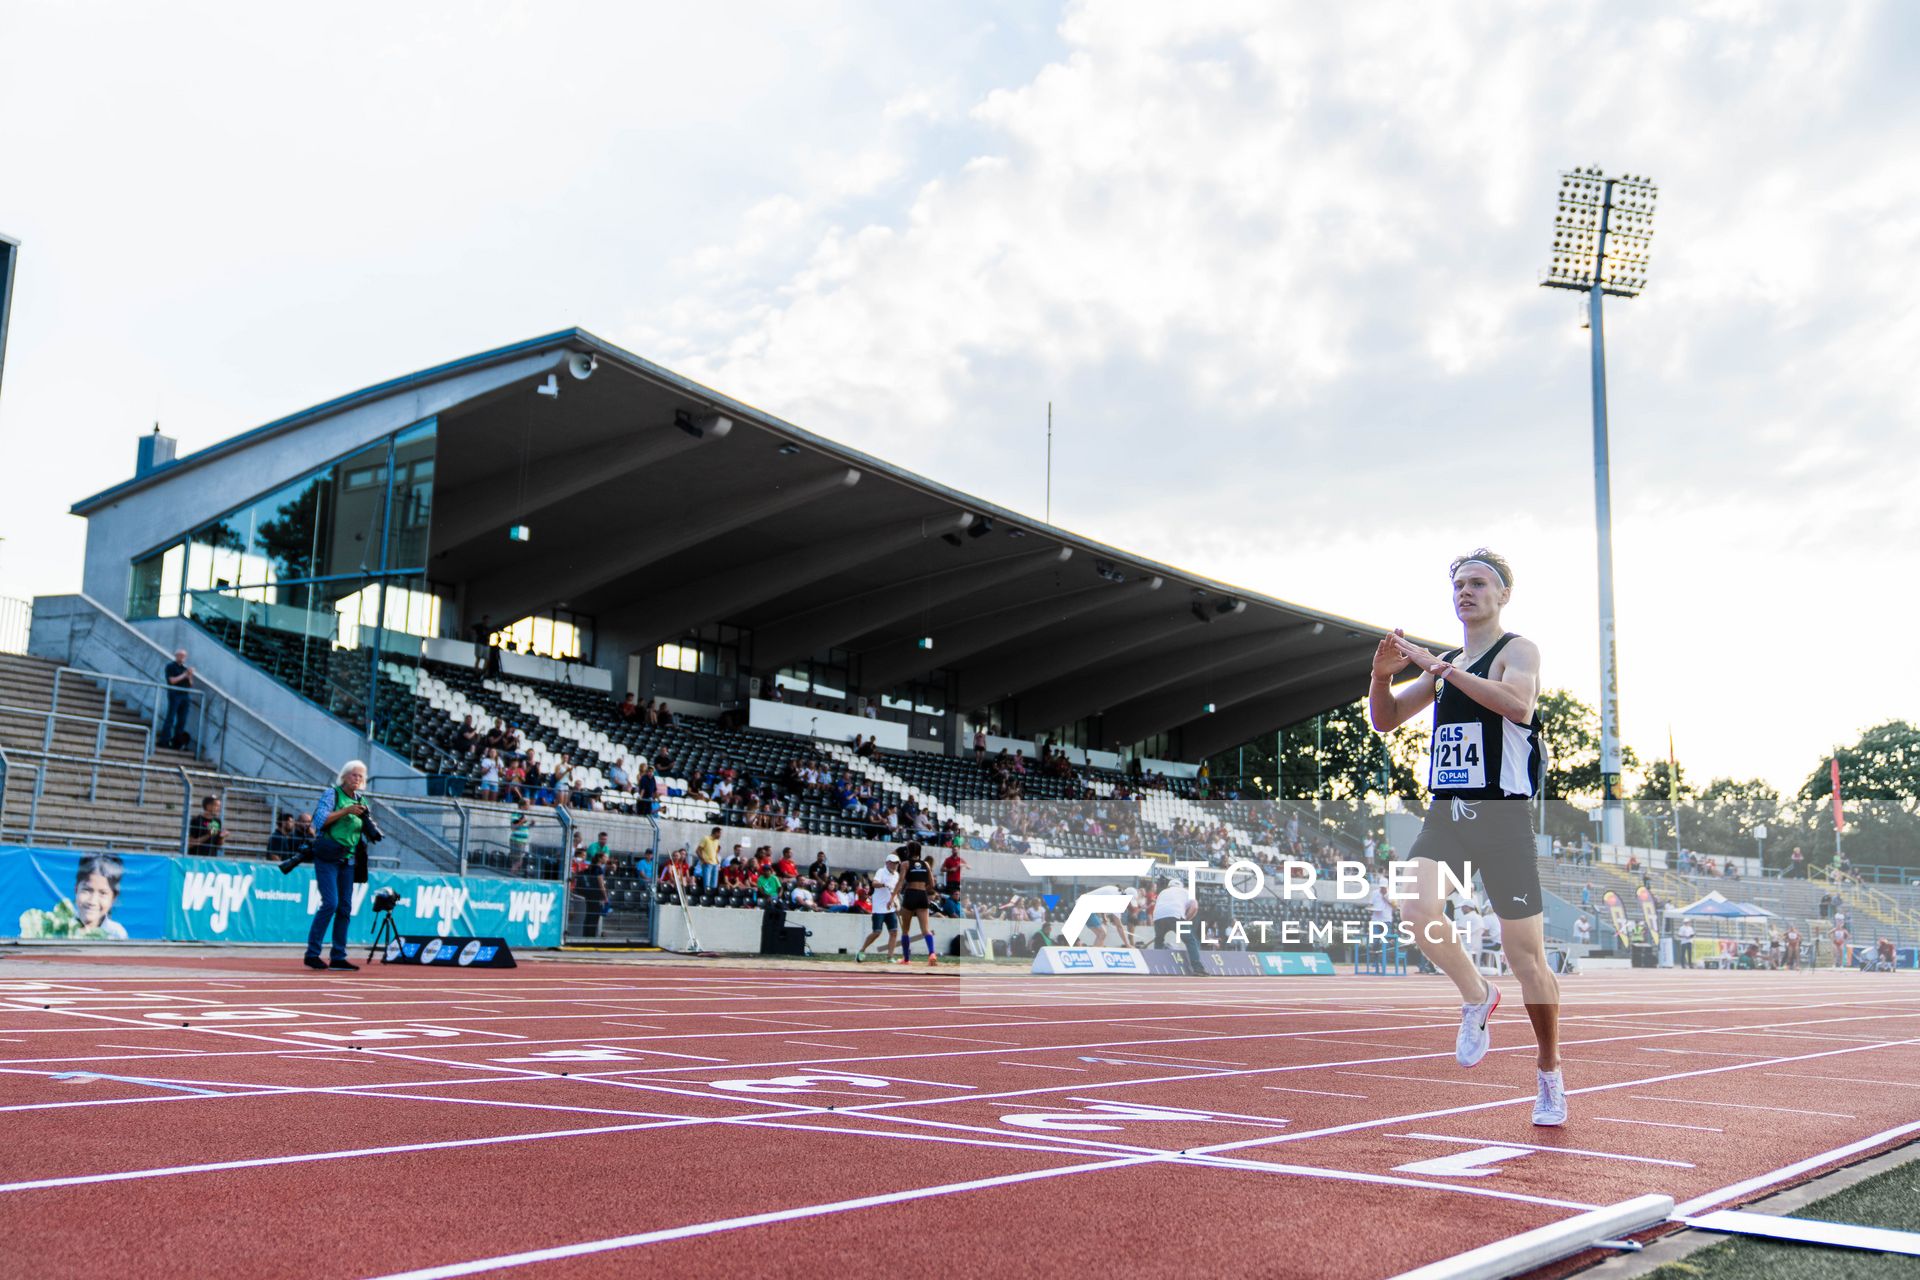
[0,653,276,858]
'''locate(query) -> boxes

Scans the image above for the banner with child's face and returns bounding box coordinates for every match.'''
[1,847,169,940]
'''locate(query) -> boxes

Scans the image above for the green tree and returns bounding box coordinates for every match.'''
[1795,722,1920,871]
[1535,688,1638,808]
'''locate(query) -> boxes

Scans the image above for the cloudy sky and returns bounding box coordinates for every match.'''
[3,0,1915,795]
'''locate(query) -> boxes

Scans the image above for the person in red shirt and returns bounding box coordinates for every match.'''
[774,848,799,879]
[719,858,747,889]
[941,850,968,896]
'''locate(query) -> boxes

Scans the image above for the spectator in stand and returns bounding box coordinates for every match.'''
[586,830,613,866]
[806,851,829,882]
[477,749,502,801]
[774,848,799,880]
[691,827,722,891]
[617,692,639,720]
[188,797,225,857]
[753,862,781,906]
[266,813,300,863]
[657,702,677,728]
[162,648,196,750]
[941,849,967,897]
[1787,846,1806,879]
[719,855,747,889]
[568,830,589,876]
[453,716,479,757]
[790,879,816,911]
[608,757,632,793]
[508,811,532,875]
[577,856,607,937]
[636,763,658,815]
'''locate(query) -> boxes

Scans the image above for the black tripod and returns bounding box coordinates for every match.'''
[367,908,401,963]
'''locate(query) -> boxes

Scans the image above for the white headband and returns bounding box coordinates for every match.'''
[1455,559,1509,588]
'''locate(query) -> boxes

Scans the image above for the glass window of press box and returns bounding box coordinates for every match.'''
[126,420,446,743]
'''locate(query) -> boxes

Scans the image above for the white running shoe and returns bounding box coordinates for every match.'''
[1532,1068,1568,1126]
[1456,982,1500,1068]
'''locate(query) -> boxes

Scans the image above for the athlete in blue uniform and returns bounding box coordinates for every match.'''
[1368,549,1565,1126]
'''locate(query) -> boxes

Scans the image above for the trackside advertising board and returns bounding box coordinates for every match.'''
[1,848,562,948]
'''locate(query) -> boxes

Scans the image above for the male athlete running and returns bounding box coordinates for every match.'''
[1368,549,1565,1126]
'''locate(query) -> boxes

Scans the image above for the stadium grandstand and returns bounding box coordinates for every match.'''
[5,328,1914,958]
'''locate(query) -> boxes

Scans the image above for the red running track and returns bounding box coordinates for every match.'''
[1,954,1917,1280]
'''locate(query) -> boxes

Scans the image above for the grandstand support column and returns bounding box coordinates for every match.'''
[471,468,861,624]
[751,546,1074,674]
[595,512,973,653]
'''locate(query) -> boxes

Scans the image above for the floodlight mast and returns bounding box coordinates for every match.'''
[1542,168,1657,848]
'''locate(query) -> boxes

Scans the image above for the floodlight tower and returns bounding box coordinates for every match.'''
[1541,167,1657,848]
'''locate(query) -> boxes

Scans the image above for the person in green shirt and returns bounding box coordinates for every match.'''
[305,760,371,972]
[755,867,782,904]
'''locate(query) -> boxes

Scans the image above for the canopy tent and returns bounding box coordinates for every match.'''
[1672,891,1775,919]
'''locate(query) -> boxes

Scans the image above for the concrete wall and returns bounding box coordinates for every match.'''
[652,903,1027,955]
[749,699,906,750]
[79,349,565,612]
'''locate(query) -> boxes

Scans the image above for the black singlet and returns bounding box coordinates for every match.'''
[1428,633,1543,801]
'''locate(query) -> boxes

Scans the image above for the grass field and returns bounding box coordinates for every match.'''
[1645,1147,1920,1279]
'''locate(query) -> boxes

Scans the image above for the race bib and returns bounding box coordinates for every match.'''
[1431,722,1486,790]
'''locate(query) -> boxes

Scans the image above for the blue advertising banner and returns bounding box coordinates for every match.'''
[1,847,170,940]
[166,859,564,948]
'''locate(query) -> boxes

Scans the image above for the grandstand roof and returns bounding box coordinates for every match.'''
[77,328,1416,760]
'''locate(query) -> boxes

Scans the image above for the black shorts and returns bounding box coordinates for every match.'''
[1409,795,1542,920]
[900,891,930,912]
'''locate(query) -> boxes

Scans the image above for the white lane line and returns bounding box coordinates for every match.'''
[1065,1097,1290,1129]
[1266,1085,1367,1099]
[895,1033,1019,1046]
[1639,1047,1784,1059]
[1675,1116,1920,1216]
[1761,1071,1920,1090]
[0,1118,714,1193]
[1098,1051,1247,1066]
[1628,1096,1856,1119]
[1337,1072,1526,1091]
[1594,1117,1723,1133]
[1388,1132,1692,1168]
[785,1041,853,1050]
[354,1144,1599,1280]
[355,1157,1156,1280]
[996,1062,1086,1072]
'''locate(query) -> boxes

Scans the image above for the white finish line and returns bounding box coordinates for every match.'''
[1386,1194,1674,1280]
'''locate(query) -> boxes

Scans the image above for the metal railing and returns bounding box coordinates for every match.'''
[0,748,544,876]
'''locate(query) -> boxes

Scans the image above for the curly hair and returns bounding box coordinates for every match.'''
[1449,548,1513,589]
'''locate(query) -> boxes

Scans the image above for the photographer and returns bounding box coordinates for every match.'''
[303,759,381,971]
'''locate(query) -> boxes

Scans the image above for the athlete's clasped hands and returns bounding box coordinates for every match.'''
[1373,628,1454,681]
